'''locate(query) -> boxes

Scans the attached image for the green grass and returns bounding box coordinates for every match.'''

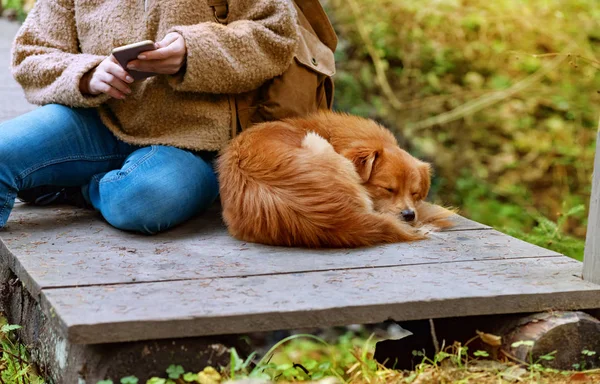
[450,174,587,260]
[87,331,600,384]
[0,318,44,384]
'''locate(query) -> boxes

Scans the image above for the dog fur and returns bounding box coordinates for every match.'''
[217,112,455,248]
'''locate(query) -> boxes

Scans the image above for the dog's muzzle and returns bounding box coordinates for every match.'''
[401,209,416,222]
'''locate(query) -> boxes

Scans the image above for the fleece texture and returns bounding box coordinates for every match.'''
[10,0,298,151]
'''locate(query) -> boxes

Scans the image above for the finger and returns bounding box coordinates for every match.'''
[94,81,126,100]
[155,32,180,49]
[127,59,163,73]
[136,44,179,61]
[105,60,134,83]
[126,59,152,72]
[108,55,121,65]
[98,72,131,95]
[128,59,180,74]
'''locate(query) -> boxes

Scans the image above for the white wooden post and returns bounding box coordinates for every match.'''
[584,128,600,284]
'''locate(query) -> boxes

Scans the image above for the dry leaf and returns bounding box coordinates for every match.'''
[570,372,591,382]
[476,330,502,347]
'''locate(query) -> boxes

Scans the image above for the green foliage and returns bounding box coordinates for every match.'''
[329,0,600,257]
[0,319,45,384]
[232,333,350,381]
[1,0,29,20]
[165,365,184,379]
[503,203,586,260]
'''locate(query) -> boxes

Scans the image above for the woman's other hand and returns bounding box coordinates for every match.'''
[126,33,187,75]
[79,55,134,99]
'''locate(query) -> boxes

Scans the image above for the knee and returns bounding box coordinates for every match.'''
[99,160,219,234]
[100,177,178,234]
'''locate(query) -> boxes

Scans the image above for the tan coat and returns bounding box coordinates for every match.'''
[11,0,298,151]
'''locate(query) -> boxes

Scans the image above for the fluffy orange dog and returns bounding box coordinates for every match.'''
[217,112,454,248]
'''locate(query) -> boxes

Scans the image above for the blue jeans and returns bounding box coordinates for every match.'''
[0,104,219,234]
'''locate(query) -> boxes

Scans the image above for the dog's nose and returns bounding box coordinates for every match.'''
[401,209,415,222]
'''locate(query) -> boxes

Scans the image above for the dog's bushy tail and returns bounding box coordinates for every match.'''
[217,130,425,248]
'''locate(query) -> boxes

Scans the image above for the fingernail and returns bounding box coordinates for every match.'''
[128,64,137,69]
[138,54,146,60]
[125,89,132,94]
[126,76,134,83]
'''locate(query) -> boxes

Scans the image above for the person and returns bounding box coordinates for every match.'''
[0,0,298,234]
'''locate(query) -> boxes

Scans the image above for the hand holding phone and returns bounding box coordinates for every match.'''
[79,55,135,99]
[124,33,187,76]
[112,40,158,80]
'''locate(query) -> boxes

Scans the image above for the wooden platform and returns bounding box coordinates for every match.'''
[2,202,600,346]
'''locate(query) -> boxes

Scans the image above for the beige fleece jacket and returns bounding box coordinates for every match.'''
[11,0,298,151]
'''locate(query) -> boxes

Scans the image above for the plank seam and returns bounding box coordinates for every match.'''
[38,254,569,292]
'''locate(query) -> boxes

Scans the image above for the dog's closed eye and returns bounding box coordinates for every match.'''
[376,186,395,193]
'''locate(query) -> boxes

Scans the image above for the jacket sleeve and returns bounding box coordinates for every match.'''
[168,0,298,94]
[11,0,109,107]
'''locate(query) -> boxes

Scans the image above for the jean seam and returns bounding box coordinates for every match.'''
[16,154,130,182]
[0,190,16,227]
[99,146,159,185]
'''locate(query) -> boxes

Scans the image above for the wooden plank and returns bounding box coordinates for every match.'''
[41,256,600,344]
[2,205,556,297]
[441,215,490,231]
[584,129,600,284]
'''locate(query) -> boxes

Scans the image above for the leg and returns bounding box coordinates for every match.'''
[86,146,219,234]
[0,104,135,228]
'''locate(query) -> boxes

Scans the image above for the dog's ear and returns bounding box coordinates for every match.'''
[342,147,380,182]
[418,161,432,198]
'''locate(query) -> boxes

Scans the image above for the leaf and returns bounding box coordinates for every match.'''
[166,365,184,379]
[1,325,22,334]
[500,366,527,381]
[511,340,535,348]
[249,370,271,380]
[197,366,222,384]
[538,350,556,361]
[276,363,293,371]
[146,378,166,384]
[473,350,489,357]
[96,381,114,384]
[566,205,585,218]
[570,372,589,381]
[120,377,138,384]
[581,349,596,356]
[241,351,257,370]
[436,351,452,362]
[477,331,501,347]
[182,372,197,382]
[304,359,318,370]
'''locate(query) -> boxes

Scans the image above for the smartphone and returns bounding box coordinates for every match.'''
[112,40,157,80]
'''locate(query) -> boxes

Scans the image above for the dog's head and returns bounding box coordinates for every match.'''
[342,143,431,223]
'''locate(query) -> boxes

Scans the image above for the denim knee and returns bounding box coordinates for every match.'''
[99,176,182,234]
[96,147,219,234]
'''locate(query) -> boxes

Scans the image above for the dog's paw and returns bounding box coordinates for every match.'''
[415,224,438,236]
[302,132,334,155]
